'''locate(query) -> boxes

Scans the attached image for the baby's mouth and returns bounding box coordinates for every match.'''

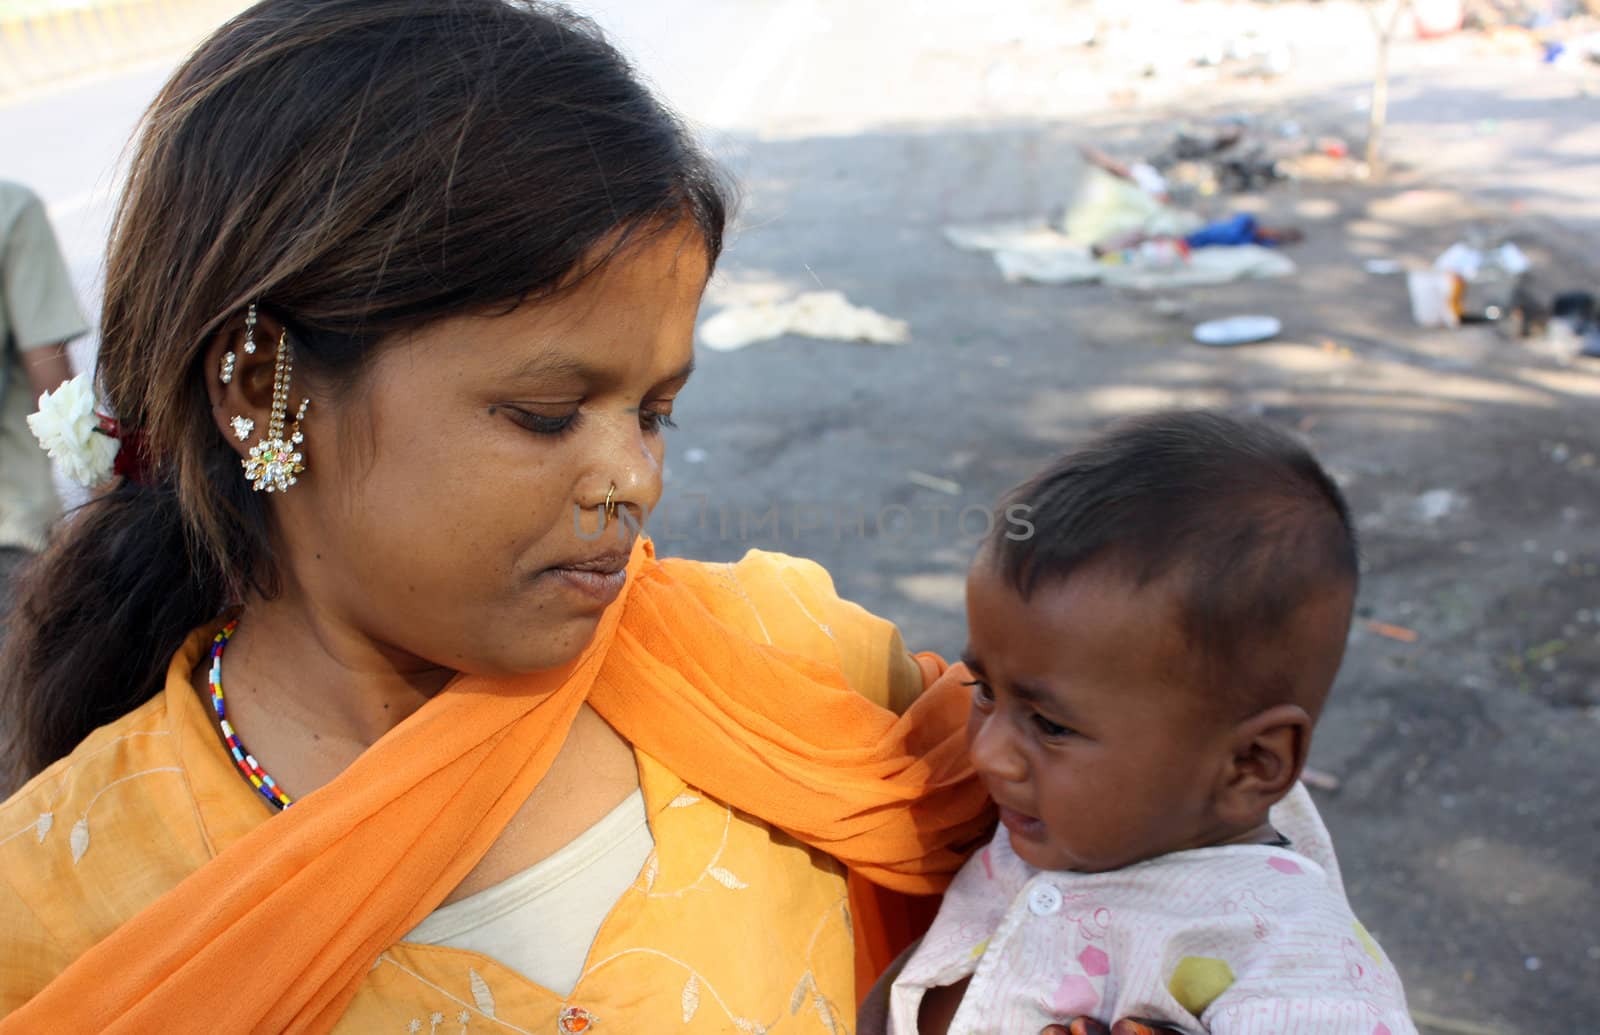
[994,802,1048,841]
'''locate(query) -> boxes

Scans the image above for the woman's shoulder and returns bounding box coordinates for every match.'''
[0,690,175,828]
[652,549,928,711]
[0,691,214,1008]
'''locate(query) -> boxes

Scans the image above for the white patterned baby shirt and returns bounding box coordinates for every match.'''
[890,785,1417,1035]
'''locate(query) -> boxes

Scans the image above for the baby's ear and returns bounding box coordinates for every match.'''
[1213,704,1311,828]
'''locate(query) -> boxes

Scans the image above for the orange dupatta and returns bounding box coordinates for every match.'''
[3,541,990,1033]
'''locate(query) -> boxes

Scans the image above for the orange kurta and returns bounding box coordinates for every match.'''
[0,549,986,1032]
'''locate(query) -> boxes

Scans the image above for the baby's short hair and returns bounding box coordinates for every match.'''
[986,410,1358,714]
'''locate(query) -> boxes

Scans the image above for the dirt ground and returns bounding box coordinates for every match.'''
[659,3,1600,1029]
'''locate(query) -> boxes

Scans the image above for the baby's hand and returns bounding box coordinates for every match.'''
[1043,1020,1189,1035]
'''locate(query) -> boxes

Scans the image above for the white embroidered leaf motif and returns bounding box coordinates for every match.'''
[34,812,52,843]
[69,819,89,863]
[468,968,495,1018]
[681,973,700,1022]
[708,866,747,890]
[789,972,812,1014]
[668,793,700,808]
[734,1020,769,1035]
[642,852,659,891]
[814,994,840,1035]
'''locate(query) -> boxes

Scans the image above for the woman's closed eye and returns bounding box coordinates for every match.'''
[495,405,579,436]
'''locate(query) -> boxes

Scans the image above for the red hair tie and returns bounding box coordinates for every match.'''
[96,415,155,485]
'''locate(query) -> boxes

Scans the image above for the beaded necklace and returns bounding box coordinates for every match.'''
[208,619,294,810]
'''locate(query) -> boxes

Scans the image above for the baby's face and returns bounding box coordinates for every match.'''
[962,560,1236,873]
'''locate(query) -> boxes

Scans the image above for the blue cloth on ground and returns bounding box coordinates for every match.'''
[1185,213,1265,248]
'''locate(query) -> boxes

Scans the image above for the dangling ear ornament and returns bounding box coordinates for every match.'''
[242,329,309,493]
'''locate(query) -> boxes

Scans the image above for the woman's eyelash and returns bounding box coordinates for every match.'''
[496,407,577,435]
[496,406,676,436]
[640,410,677,432]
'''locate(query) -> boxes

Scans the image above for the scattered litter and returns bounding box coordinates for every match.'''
[946,221,1295,288]
[683,448,707,464]
[1316,136,1349,160]
[1063,167,1202,247]
[1365,620,1419,644]
[1407,270,1463,328]
[698,291,910,352]
[1300,767,1341,792]
[1435,240,1530,281]
[1414,489,1464,524]
[1544,291,1598,361]
[1434,237,1527,321]
[906,471,962,496]
[1192,314,1282,347]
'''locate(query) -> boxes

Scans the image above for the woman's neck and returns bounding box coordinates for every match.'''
[222,586,458,751]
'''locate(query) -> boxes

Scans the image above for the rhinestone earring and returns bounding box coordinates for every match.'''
[230,415,255,441]
[242,330,308,493]
[220,303,257,384]
[242,303,258,354]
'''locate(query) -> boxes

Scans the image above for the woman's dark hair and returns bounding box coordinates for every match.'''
[0,0,729,787]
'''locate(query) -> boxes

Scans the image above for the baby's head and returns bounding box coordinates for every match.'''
[962,411,1358,873]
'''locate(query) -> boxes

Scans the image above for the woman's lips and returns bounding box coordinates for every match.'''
[544,566,628,604]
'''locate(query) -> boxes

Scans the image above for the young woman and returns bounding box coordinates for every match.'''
[0,4,1185,1032]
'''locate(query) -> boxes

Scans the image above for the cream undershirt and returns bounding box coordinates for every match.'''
[403,788,653,996]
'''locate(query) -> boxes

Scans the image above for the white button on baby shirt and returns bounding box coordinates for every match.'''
[1027,883,1062,916]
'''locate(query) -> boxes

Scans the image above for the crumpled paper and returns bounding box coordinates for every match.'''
[698,290,910,352]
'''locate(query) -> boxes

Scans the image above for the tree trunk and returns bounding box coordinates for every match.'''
[1365,0,1410,175]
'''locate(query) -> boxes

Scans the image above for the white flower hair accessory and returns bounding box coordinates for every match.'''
[26,373,122,488]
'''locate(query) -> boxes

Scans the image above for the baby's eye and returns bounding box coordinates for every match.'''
[1032,714,1074,739]
[963,679,994,708]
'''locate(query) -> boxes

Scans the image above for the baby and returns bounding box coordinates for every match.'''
[888,412,1416,1035]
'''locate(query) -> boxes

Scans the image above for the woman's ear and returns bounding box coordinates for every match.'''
[202,309,289,458]
[1213,703,1311,829]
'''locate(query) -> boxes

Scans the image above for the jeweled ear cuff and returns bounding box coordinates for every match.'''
[219,303,256,384]
[240,328,309,493]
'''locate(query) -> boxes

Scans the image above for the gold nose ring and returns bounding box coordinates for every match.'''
[603,483,617,519]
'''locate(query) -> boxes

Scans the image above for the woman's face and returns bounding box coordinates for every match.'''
[277,227,708,678]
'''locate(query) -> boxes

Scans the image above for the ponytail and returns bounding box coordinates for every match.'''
[0,479,225,789]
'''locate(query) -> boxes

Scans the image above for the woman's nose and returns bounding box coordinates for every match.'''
[598,413,664,515]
